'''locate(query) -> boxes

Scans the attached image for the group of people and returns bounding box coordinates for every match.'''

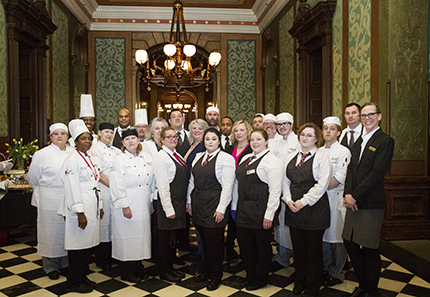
[26,94,394,297]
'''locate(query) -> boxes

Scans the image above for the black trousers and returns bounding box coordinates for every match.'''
[290,227,325,295]
[343,238,381,295]
[156,229,177,274]
[236,226,272,286]
[225,212,238,261]
[67,248,92,288]
[94,242,112,267]
[119,260,145,278]
[151,202,158,260]
[195,224,225,281]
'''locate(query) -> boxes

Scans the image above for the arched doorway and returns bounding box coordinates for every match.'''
[157,90,197,128]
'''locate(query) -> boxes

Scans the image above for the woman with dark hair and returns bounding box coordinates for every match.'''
[186,128,235,291]
[60,119,106,293]
[282,123,333,296]
[153,127,188,283]
[232,129,283,290]
[110,128,155,283]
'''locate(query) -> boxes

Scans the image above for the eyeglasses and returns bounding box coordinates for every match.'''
[360,112,379,119]
[263,122,275,126]
[300,133,316,139]
[163,135,178,140]
[170,115,182,119]
[52,132,67,136]
[276,122,291,127]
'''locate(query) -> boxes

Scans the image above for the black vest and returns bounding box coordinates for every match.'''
[175,132,191,157]
[191,153,228,228]
[156,154,188,230]
[340,126,363,151]
[235,152,277,229]
[285,153,330,230]
[112,129,123,149]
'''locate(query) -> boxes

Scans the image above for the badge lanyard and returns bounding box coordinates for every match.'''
[76,149,98,181]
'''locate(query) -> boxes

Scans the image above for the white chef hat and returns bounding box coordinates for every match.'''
[254,113,264,118]
[69,119,90,141]
[79,94,95,118]
[206,106,220,115]
[135,109,148,125]
[263,113,276,123]
[323,116,341,126]
[276,112,294,124]
[49,123,68,135]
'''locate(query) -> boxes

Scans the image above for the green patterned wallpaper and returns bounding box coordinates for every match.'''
[95,38,126,126]
[227,40,256,122]
[264,40,276,114]
[279,8,295,114]
[332,0,343,120]
[0,5,7,137]
[52,3,69,125]
[348,0,371,106]
[389,0,428,160]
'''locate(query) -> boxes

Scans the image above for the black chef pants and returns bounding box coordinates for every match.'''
[67,248,92,288]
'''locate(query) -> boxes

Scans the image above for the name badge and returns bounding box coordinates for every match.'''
[247,169,256,175]
[369,146,376,152]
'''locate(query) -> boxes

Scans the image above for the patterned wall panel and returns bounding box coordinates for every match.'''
[46,38,50,120]
[389,0,428,160]
[279,8,295,114]
[332,0,343,120]
[52,3,69,125]
[348,0,371,107]
[227,40,256,122]
[0,5,7,137]
[95,38,126,126]
[264,41,276,114]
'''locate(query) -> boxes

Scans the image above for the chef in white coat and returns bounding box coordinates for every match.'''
[69,94,98,148]
[27,123,72,280]
[89,122,121,270]
[60,119,106,294]
[110,128,155,283]
[319,116,351,286]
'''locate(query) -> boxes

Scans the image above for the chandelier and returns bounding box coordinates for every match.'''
[135,0,222,93]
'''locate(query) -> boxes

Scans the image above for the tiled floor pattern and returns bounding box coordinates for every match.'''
[0,228,430,297]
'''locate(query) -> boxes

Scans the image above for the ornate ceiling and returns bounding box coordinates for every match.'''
[61,0,290,34]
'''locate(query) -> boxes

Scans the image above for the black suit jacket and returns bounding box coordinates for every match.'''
[344,128,394,209]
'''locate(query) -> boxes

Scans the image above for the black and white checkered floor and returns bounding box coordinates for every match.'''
[1,227,430,297]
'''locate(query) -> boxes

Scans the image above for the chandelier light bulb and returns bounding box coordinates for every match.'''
[183,44,196,57]
[181,60,191,71]
[165,59,175,70]
[163,43,177,56]
[135,50,148,64]
[208,52,222,66]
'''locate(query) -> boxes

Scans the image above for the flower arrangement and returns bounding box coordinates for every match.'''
[4,138,39,170]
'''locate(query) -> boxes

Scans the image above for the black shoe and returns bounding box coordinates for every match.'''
[344,287,366,297]
[160,271,182,282]
[194,273,209,282]
[270,261,285,272]
[48,271,59,280]
[97,263,112,270]
[228,258,242,268]
[121,275,143,283]
[83,276,96,287]
[293,283,305,295]
[139,270,149,280]
[173,269,185,278]
[323,275,342,286]
[207,279,221,291]
[67,282,93,293]
[173,256,186,265]
[246,282,266,291]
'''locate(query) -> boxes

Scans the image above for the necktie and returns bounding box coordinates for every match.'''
[201,154,211,167]
[177,132,183,146]
[297,152,311,168]
[245,156,256,168]
[173,152,186,168]
[349,130,355,148]
[225,136,230,149]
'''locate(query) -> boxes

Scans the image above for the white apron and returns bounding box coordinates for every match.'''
[60,150,103,250]
[110,150,154,261]
[90,142,121,242]
[27,144,72,257]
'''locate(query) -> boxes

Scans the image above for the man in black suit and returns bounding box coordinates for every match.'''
[342,102,395,297]
[168,109,190,157]
[339,103,363,150]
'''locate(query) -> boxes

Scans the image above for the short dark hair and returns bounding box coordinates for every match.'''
[169,109,182,119]
[345,103,361,111]
[222,116,234,124]
[203,128,222,148]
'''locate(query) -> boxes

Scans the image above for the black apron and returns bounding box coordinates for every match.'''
[112,129,122,149]
[236,152,278,229]
[285,153,330,230]
[156,154,188,230]
[191,153,229,228]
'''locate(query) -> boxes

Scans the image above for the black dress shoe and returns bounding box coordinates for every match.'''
[66,282,93,293]
[48,271,59,280]
[344,287,366,297]
[246,282,267,291]
[121,275,143,283]
[323,274,342,286]
[194,273,209,282]
[160,271,182,282]
[207,279,221,291]
[293,283,305,295]
[173,269,185,278]
[83,276,96,287]
[270,261,285,272]
[173,256,186,265]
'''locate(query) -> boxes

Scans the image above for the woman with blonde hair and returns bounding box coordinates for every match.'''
[184,119,209,173]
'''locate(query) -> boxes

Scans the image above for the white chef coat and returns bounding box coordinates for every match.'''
[110,149,155,261]
[89,141,121,242]
[319,141,351,243]
[271,132,300,250]
[60,149,103,250]
[142,140,159,159]
[27,144,73,257]
[187,148,235,214]
[232,149,283,222]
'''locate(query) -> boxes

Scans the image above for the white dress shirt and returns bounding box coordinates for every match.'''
[340,123,363,145]
[359,127,380,160]
[187,148,236,214]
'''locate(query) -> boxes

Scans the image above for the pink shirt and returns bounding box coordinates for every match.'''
[232,144,250,167]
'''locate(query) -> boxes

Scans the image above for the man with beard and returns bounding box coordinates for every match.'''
[252,113,264,130]
[135,109,148,143]
[113,109,131,149]
[263,113,281,149]
[205,106,220,130]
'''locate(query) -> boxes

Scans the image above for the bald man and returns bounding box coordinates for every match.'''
[113,109,131,149]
